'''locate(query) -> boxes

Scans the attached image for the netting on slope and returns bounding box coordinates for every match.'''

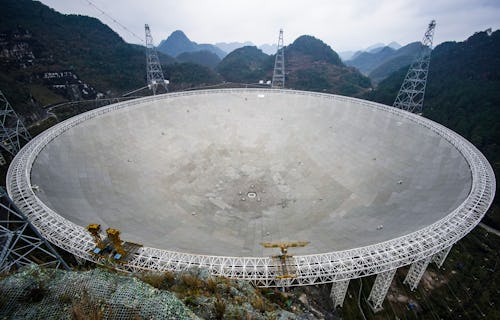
[0,264,199,320]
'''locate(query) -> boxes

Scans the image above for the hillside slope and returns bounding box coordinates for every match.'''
[346,42,422,83]
[216,46,272,83]
[0,264,314,319]
[177,50,221,69]
[157,30,226,59]
[216,35,372,96]
[285,35,371,96]
[0,0,175,114]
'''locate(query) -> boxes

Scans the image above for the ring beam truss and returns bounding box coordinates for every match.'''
[6,89,495,287]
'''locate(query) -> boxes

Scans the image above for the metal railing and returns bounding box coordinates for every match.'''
[6,89,495,287]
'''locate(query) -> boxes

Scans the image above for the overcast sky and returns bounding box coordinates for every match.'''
[39,0,500,52]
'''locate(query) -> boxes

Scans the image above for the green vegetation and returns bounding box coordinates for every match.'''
[285,35,372,95]
[346,42,422,82]
[287,35,342,66]
[0,0,165,95]
[164,63,223,91]
[136,268,308,319]
[215,36,372,96]
[216,46,273,83]
[177,50,221,69]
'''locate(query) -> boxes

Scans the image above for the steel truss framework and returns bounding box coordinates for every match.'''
[432,245,452,268]
[404,256,432,291]
[393,20,436,114]
[272,29,285,89]
[367,268,397,311]
[145,24,168,95]
[0,90,31,160]
[6,89,496,288]
[0,187,69,273]
[330,279,350,308]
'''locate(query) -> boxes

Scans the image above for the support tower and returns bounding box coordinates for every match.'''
[393,20,436,114]
[272,29,285,89]
[0,90,31,164]
[145,24,168,95]
[0,187,69,273]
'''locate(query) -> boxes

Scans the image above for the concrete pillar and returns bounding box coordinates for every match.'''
[330,279,350,308]
[404,256,432,291]
[367,268,397,312]
[432,246,452,268]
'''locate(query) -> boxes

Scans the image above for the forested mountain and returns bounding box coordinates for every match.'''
[285,35,371,95]
[367,43,423,82]
[157,30,226,59]
[164,63,222,91]
[365,30,500,228]
[216,46,272,83]
[176,50,221,69]
[0,0,173,115]
[0,0,227,118]
[347,42,422,82]
[216,36,372,96]
[346,46,397,73]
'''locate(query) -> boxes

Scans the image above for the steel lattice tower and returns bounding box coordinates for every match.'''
[393,20,436,114]
[0,90,31,165]
[145,24,168,95]
[272,29,285,89]
[0,187,69,272]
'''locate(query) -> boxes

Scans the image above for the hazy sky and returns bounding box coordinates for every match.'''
[39,0,500,51]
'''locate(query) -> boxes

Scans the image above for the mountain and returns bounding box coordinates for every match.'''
[177,50,221,69]
[157,30,226,59]
[0,0,230,121]
[346,46,397,74]
[215,41,254,54]
[365,42,385,52]
[164,62,223,91]
[215,42,277,56]
[0,0,178,113]
[157,30,197,56]
[387,41,402,50]
[367,42,401,53]
[284,35,371,95]
[258,43,278,55]
[339,50,356,61]
[216,46,272,83]
[346,42,422,82]
[368,42,423,83]
[216,36,371,96]
[365,29,500,228]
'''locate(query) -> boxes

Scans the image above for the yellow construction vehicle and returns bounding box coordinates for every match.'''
[106,228,126,260]
[260,241,310,255]
[87,224,107,254]
[261,241,310,279]
[87,224,142,262]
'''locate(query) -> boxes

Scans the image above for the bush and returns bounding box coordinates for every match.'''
[213,295,226,320]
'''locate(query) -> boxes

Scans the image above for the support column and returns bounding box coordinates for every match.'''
[330,279,350,308]
[367,268,397,312]
[74,255,86,266]
[404,256,432,291]
[432,246,452,268]
[0,187,69,273]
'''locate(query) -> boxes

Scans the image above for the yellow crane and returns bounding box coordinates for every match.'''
[87,224,105,253]
[86,224,142,262]
[260,241,310,279]
[106,228,126,259]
